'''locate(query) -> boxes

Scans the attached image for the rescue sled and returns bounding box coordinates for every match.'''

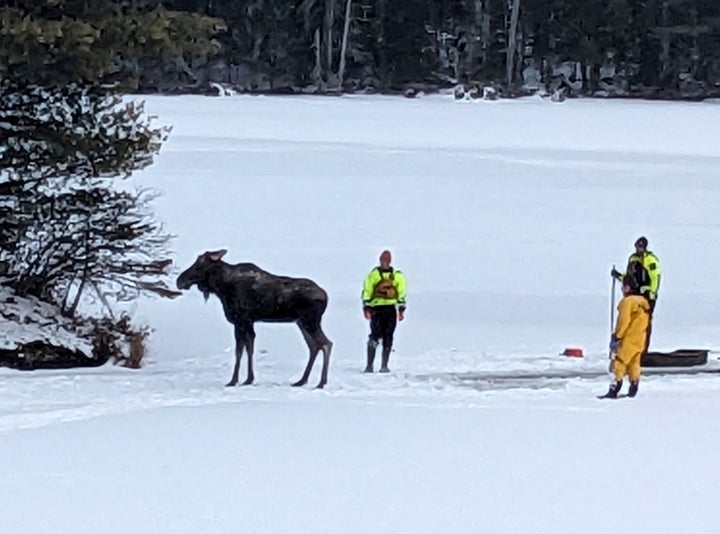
[641,349,709,368]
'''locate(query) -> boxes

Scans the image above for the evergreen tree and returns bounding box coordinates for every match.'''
[0,1,224,367]
[0,83,173,310]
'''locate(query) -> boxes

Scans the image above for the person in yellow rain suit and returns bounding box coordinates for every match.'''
[600,275,650,399]
[362,249,407,373]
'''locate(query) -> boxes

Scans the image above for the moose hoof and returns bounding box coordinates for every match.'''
[291,379,307,387]
[315,382,326,390]
[241,378,254,386]
[225,380,238,387]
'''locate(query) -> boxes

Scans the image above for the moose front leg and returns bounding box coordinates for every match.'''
[228,323,254,387]
[242,327,256,385]
[227,332,244,387]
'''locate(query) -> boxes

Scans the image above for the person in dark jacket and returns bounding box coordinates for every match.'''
[611,235,661,351]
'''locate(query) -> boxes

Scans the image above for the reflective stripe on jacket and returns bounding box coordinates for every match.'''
[615,251,662,300]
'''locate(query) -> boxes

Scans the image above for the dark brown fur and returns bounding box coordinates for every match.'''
[177,250,332,388]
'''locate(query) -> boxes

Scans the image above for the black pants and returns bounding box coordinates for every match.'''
[369,305,397,349]
[645,298,656,353]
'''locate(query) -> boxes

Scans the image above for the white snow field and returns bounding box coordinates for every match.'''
[2,94,720,534]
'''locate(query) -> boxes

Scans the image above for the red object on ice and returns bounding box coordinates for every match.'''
[562,347,584,358]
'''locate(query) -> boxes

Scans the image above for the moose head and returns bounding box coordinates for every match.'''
[176,249,227,300]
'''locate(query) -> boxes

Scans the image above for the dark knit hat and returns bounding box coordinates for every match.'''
[635,236,648,248]
[622,274,640,293]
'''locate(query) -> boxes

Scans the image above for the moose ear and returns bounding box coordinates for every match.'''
[206,249,227,262]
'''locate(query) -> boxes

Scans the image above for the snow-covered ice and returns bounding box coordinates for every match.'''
[1,94,720,534]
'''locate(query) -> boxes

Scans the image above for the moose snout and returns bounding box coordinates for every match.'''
[176,273,191,290]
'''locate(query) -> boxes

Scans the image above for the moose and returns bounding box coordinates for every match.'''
[176,250,332,388]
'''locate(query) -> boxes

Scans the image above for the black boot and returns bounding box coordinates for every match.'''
[628,381,639,398]
[379,346,391,373]
[364,342,377,373]
[599,380,622,399]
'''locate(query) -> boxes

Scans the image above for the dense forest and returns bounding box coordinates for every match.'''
[2,1,719,98]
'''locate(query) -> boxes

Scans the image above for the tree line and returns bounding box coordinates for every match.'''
[167,0,720,98]
[3,1,719,98]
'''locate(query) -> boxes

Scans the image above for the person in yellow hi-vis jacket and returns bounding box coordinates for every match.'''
[611,236,661,352]
[600,275,650,399]
[362,250,407,373]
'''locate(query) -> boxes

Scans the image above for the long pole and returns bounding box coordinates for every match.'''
[609,265,617,370]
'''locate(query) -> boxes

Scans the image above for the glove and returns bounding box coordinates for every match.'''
[609,335,619,352]
[398,308,405,321]
[363,307,372,320]
[611,268,622,279]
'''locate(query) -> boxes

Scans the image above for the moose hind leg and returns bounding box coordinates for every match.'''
[317,331,332,388]
[293,325,318,387]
